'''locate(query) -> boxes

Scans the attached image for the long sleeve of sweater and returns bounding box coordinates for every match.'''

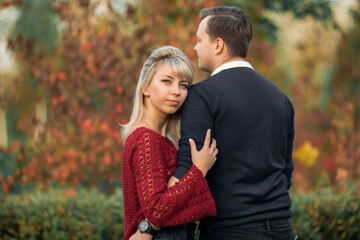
[284,99,295,190]
[131,129,216,227]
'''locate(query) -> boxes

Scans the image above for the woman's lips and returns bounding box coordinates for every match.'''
[167,100,180,106]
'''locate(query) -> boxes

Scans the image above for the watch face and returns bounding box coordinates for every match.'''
[139,220,150,232]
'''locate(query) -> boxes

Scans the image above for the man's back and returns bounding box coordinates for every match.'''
[174,67,295,230]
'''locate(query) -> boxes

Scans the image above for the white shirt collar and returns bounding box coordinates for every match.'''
[211,61,254,76]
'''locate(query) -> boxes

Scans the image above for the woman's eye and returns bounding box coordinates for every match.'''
[180,84,188,89]
[162,79,171,84]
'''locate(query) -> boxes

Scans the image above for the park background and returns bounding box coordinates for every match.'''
[0,0,359,239]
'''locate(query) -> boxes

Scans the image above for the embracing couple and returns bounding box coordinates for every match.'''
[122,6,298,240]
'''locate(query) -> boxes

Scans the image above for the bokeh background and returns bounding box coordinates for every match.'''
[0,0,359,239]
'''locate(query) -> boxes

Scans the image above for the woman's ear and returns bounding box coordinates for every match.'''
[143,87,150,97]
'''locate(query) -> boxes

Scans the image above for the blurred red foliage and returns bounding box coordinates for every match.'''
[0,0,212,194]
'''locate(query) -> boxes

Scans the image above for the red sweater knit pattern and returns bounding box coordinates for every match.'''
[122,127,216,240]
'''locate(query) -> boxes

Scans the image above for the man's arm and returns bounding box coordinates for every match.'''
[284,102,295,190]
[171,84,216,186]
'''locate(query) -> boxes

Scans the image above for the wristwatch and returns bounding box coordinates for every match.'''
[138,219,159,237]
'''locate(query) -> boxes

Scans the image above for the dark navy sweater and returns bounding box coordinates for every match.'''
[173,67,295,230]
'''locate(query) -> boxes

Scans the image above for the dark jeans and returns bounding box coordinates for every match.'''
[155,222,196,240]
[199,218,297,240]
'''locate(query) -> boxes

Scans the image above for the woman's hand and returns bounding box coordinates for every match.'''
[190,129,218,176]
[129,230,152,240]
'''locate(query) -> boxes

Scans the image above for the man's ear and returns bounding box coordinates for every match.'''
[214,38,225,55]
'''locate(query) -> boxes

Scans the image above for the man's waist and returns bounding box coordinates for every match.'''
[199,209,292,231]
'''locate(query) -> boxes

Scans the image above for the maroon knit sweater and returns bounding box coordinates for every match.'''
[122,127,216,240]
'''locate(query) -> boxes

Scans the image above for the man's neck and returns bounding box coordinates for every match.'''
[211,56,245,73]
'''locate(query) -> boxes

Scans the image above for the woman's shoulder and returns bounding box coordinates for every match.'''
[131,126,160,137]
[125,127,160,145]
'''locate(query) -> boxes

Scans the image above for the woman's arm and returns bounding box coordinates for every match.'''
[129,230,152,240]
[132,130,217,227]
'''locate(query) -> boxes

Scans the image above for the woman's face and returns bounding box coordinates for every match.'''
[143,63,189,119]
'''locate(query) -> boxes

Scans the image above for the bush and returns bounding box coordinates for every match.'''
[0,188,124,240]
[1,184,359,240]
[291,182,360,240]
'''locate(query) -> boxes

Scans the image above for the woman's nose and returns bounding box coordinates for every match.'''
[171,86,180,95]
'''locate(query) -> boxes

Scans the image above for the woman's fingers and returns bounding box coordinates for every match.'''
[202,129,211,150]
[192,129,216,153]
[210,139,218,159]
[189,138,196,154]
[213,148,219,157]
[210,138,217,151]
[189,130,219,177]
[211,139,218,166]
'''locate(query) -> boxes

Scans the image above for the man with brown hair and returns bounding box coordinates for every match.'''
[171,6,297,240]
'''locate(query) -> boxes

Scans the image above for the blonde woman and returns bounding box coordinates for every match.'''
[122,46,218,240]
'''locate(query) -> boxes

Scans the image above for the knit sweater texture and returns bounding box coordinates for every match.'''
[122,127,216,240]
[173,67,295,230]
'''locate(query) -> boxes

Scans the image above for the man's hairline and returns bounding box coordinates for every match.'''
[201,16,216,41]
[200,15,243,59]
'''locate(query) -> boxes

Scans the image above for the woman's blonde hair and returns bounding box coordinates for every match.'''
[121,46,194,143]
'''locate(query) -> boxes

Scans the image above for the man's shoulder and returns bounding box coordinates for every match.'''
[191,67,255,90]
[183,77,218,108]
[190,73,221,90]
[188,78,215,98]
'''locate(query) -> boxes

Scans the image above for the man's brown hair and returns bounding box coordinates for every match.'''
[200,6,252,58]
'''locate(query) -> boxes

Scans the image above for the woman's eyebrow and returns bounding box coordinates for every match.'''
[161,75,174,79]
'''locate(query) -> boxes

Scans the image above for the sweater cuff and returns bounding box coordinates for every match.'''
[190,164,205,178]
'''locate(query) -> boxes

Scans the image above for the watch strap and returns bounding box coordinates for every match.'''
[147,226,159,237]
[139,219,159,237]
